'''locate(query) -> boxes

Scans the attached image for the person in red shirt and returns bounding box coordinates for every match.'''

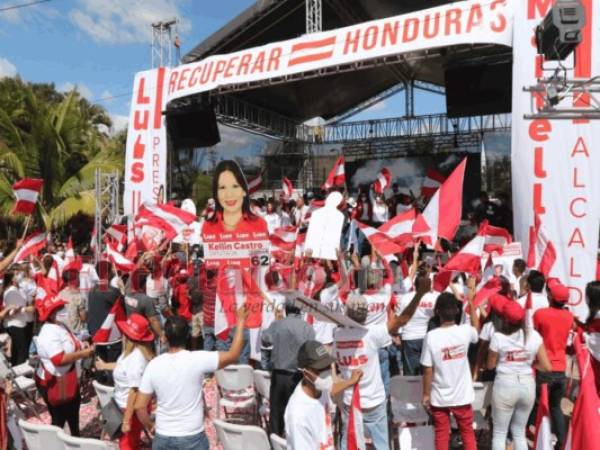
[531,278,574,450]
[172,269,192,322]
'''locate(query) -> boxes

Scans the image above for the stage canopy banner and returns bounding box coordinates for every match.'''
[512,0,600,319]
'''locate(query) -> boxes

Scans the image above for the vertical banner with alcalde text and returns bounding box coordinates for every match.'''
[512,0,600,319]
[124,68,168,215]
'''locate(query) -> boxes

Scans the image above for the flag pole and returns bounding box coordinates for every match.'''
[21,215,31,241]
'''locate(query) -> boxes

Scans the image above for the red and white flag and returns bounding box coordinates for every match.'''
[282,177,294,200]
[564,336,600,450]
[373,168,391,195]
[12,178,43,214]
[528,214,557,277]
[421,168,446,199]
[137,203,196,239]
[92,299,127,343]
[248,173,263,195]
[378,209,430,249]
[443,222,487,274]
[347,383,366,450]
[14,232,47,263]
[215,266,263,340]
[104,245,136,272]
[482,220,513,254]
[104,224,128,251]
[294,231,307,269]
[356,220,403,259]
[422,158,466,246]
[322,156,345,190]
[533,384,553,450]
[65,237,75,264]
[270,226,297,253]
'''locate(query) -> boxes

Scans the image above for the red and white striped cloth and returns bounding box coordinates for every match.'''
[322,156,345,190]
[533,384,553,450]
[136,202,197,239]
[527,214,557,277]
[104,244,136,272]
[422,158,466,246]
[373,168,391,195]
[14,232,47,263]
[282,177,294,200]
[377,209,430,249]
[443,222,487,274]
[12,178,43,214]
[347,383,366,450]
[92,298,127,343]
[481,220,513,254]
[104,224,128,251]
[248,173,263,195]
[356,220,403,260]
[421,168,446,199]
[270,226,298,253]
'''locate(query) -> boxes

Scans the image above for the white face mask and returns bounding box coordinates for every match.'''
[15,272,24,283]
[306,369,333,393]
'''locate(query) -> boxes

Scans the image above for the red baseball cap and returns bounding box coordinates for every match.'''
[36,296,67,322]
[547,278,570,303]
[116,314,154,343]
[501,301,526,324]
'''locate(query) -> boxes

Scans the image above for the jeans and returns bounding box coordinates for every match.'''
[402,338,424,375]
[532,371,567,449]
[215,326,250,365]
[202,326,216,351]
[379,346,391,396]
[341,400,389,450]
[431,404,477,450]
[152,432,209,450]
[492,374,536,450]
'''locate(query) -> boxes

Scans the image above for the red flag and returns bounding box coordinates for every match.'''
[527,214,557,277]
[248,172,263,195]
[481,220,513,254]
[422,158,466,245]
[533,384,553,450]
[105,224,128,251]
[322,156,345,190]
[373,168,391,195]
[281,177,294,200]
[356,220,403,259]
[92,299,127,343]
[124,240,138,261]
[104,245,136,272]
[136,203,196,239]
[12,178,43,214]
[65,237,75,263]
[270,226,297,253]
[378,209,430,249]
[564,336,600,450]
[443,222,487,274]
[421,168,446,199]
[347,383,366,450]
[14,232,47,263]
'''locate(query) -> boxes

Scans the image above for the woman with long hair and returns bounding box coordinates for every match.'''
[96,314,155,450]
[584,281,600,391]
[35,296,94,436]
[486,295,552,450]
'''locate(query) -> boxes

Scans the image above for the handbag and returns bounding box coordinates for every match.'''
[101,398,124,440]
[46,365,78,406]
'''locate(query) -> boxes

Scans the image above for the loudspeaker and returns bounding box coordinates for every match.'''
[166,104,221,149]
[444,55,512,118]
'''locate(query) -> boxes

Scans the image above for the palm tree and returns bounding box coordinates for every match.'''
[0,77,124,231]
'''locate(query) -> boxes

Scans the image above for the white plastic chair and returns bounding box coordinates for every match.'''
[270,433,287,450]
[92,380,115,409]
[57,430,110,450]
[253,370,271,428]
[389,375,429,425]
[18,420,63,450]
[215,364,257,423]
[0,354,38,418]
[213,419,270,450]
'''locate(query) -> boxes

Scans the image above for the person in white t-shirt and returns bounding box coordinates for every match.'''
[2,270,35,365]
[486,294,552,450]
[96,314,154,450]
[284,340,362,450]
[421,292,480,450]
[517,270,548,329]
[334,276,430,450]
[264,201,281,234]
[135,306,249,450]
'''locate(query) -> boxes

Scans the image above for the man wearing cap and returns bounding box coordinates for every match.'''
[531,278,574,450]
[333,275,431,450]
[284,340,362,450]
[262,298,315,437]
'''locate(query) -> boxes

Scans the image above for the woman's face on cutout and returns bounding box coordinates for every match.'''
[217,170,245,214]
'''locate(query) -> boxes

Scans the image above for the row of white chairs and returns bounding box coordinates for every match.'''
[18,420,109,450]
[214,419,286,450]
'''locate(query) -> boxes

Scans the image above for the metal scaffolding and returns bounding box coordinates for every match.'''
[306,0,322,33]
[94,169,120,262]
[152,19,178,68]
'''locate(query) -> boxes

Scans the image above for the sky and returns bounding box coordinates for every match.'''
[0,0,449,134]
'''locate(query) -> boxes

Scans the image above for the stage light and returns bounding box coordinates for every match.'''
[536,0,586,61]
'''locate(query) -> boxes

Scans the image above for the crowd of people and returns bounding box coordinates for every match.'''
[0,159,598,450]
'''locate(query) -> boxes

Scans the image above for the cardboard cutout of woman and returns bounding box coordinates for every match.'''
[201,160,269,333]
